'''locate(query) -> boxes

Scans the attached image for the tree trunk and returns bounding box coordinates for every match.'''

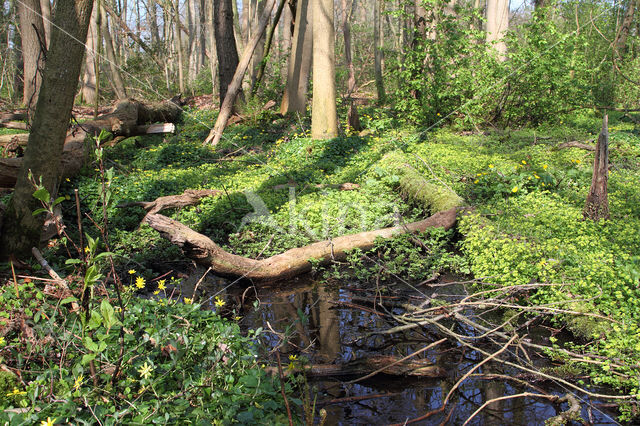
[250,0,286,97]
[81,2,98,105]
[280,0,312,114]
[198,0,206,71]
[174,0,185,94]
[147,0,160,45]
[311,0,339,140]
[374,0,385,103]
[1,0,95,260]
[100,5,127,99]
[583,115,610,221]
[486,0,509,61]
[205,0,277,146]
[40,0,51,48]
[214,0,241,105]
[616,0,637,56]
[249,0,266,88]
[17,0,46,120]
[342,0,361,131]
[12,0,24,104]
[144,207,458,282]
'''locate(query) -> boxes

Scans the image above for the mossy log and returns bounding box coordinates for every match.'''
[144,207,458,282]
[380,151,464,213]
[0,100,181,188]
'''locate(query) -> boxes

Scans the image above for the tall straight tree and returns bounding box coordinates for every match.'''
[100,5,127,98]
[17,0,46,120]
[1,0,94,259]
[311,0,338,139]
[486,0,509,60]
[374,0,385,103]
[280,0,312,114]
[214,0,240,104]
[81,2,98,104]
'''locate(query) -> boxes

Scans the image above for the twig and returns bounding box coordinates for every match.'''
[10,261,19,299]
[388,404,447,426]
[317,391,403,406]
[463,393,558,426]
[191,267,212,303]
[31,247,80,312]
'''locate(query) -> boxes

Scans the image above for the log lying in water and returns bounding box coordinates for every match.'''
[144,207,458,282]
[265,355,447,378]
[0,99,181,188]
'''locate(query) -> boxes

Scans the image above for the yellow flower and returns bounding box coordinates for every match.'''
[128,269,136,275]
[476,173,482,176]
[184,297,193,305]
[135,276,145,289]
[65,178,70,182]
[575,159,581,164]
[157,280,166,291]
[84,247,90,253]
[214,296,225,308]
[488,164,494,168]
[137,362,153,380]
[7,388,26,396]
[40,418,56,426]
[521,160,526,165]
[534,174,540,179]
[0,336,5,346]
[288,354,298,361]
[73,375,83,391]
[153,290,160,295]
[542,164,548,170]
[474,179,479,184]
[511,186,519,193]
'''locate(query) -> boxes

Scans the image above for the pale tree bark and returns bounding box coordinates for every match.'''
[147,0,160,45]
[214,0,241,104]
[486,0,509,61]
[342,0,360,131]
[207,0,218,96]
[198,0,206,71]
[1,0,95,259]
[17,0,46,121]
[81,2,98,105]
[280,0,312,114]
[311,0,338,139]
[280,4,292,82]
[174,0,185,93]
[250,0,286,97]
[232,0,244,53]
[100,5,127,99]
[40,0,51,48]
[374,0,385,103]
[249,0,266,88]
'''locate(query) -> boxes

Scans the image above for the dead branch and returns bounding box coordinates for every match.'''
[546,393,584,426]
[556,141,596,151]
[31,247,80,312]
[463,393,560,426]
[117,189,221,217]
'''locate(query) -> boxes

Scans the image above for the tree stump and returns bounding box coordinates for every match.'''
[583,115,609,221]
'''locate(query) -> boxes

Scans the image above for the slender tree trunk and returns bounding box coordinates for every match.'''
[486,0,509,61]
[1,0,95,259]
[17,0,46,120]
[374,0,385,103]
[280,0,312,114]
[12,0,24,104]
[208,0,218,96]
[214,0,241,105]
[232,0,244,53]
[342,0,360,131]
[81,3,98,105]
[311,0,338,139]
[147,0,160,45]
[174,0,185,93]
[281,4,292,82]
[249,0,266,88]
[40,0,51,48]
[616,0,637,56]
[100,5,127,99]
[199,0,207,70]
[251,0,286,97]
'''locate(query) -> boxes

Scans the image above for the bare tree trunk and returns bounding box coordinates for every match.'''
[311,0,339,139]
[251,0,286,97]
[1,0,95,259]
[214,0,241,105]
[342,0,360,131]
[81,2,98,105]
[584,115,610,221]
[374,0,385,103]
[147,0,160,45]
[249,0,266,88]
[100,5,127,99]
[208,0,218,96]
[616,0,637,56]
[280,4,292,82]
[199,0,206,70]
[174,0,185,93]
[17,0,46,120]
[280,0,312,114]
[12,0,24,104]
[486,0,509,61]
[40,0,51,48]
[205,0,277,146]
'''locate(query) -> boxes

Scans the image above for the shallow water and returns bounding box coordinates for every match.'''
[187,268,620,425]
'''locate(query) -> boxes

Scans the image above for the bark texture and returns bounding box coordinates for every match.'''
[486,0,509,61]
[214,0,241,104]
[311,0,338,139]
[1,0,95,259]
[583,115,609,221]
[17,0,47,120]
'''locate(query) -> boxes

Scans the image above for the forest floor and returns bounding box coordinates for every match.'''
[1,104,640,423]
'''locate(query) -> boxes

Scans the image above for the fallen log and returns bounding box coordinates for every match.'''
[265,355,446,378]
[556,141,596,151]
[0,122,27,130]
[144,207,458,282]
[0,99,181,188]
[117,189,221,217]
[0,134,29,146]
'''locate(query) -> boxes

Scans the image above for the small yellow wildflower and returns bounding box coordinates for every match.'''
[542,164,548,170]
[288,354,298,361]
[7,388,26,396]
[40,418,56,426]
[153,290,160,295]
[521,160,527,165]
[575,159,581,164]
[158,280,166,291]
[534,174,540,179]
[84,247,90,253]
[184,297,193,305]
[214,296,225,308]
[73,375,83,391]
[474,179,479,184]
[511,186,519,193]
[135,276,145,289]
[476,173,482,177]
[137,362,153,380]
[65,178,70,182]
[0,336,5,346]
[128,269,136,275]
[488,164,494,168]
